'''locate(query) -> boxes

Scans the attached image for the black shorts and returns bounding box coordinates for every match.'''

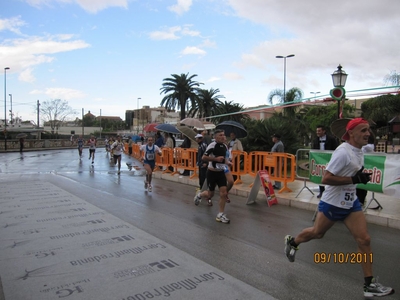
[206,170,227,191]
[113,154,121,160]
[89,149,96,154]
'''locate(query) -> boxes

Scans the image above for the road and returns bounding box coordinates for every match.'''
[0,149,398,300]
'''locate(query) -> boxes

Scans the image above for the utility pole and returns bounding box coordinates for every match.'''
[9,94,12,124]
[37,100,40,139]
[82,108,84,137]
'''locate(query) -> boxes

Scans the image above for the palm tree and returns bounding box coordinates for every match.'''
[188,88,224,120]
[213,101,249,124]
[160,73,203,120]
[384,70,400,89]
[268,87,303,117]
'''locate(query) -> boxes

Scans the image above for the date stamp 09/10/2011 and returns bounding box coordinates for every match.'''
[314,252,373,264]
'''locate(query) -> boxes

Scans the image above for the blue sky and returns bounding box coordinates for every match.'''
[1,0,399,124]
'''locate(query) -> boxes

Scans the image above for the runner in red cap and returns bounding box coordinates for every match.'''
[284,117,394,298]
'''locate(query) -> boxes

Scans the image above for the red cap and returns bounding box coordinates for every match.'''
[341,118,369,140]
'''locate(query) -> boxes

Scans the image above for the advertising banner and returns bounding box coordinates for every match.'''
[309,150,400,197]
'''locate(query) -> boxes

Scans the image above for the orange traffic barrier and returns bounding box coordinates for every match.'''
[230,150,248,184]
[172,148,198,179]
[247,151,296,193]
[154,148,173,173]
[131,144,141,159]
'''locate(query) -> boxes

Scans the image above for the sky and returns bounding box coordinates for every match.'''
[1,0,399,124]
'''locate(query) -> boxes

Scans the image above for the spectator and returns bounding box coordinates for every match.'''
[271,134,284,190]
[312,125,338,198]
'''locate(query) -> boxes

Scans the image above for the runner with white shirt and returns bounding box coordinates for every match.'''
[111,135,125,175]
[284,118,394,298]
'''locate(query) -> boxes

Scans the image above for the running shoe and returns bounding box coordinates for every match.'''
[144,181,148,189]
[92,161,94,164]
[148,185,152,192]
[226,194,230,203]
[194,192,201,206]
[284,235,299,262]
[364,277,394,298]
[117,171,120,175]
[208,199,213,206]
[216,213,230,224]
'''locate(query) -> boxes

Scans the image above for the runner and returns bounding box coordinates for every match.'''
[140,136,162,192]
[111,135,125,175]
[194,129,231,223]
[77,135,84,159]
[284,118,394,298]
[105,136,110,153]
[87,135,97,164]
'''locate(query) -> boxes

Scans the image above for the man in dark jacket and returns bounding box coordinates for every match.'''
[195,134,208,189]
[312,125,338,198]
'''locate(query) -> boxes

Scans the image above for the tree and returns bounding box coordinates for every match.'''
[241,116,301,154]
[40,99,76,134]
[188,88,224,120]
[268,87,304,117]
[361,94,400,126]
[160,73,203,120]
[213,100,249,124]
[384,70,400,89]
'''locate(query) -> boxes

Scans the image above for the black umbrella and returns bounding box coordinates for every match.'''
[216,121,247,138]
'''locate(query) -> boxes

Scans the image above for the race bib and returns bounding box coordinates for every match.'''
[339,187,356,209]
[146,152,155,160]
[215,163,229,173]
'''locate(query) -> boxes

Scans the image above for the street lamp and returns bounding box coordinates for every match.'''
[4,67,10,151]
[9,94,12,124]
[330,65,348,118]
[310,91,320,100]
[99,109,102,139]
[137,97,141,134]
[276,54,295,102]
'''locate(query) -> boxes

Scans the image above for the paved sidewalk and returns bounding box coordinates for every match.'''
[152,170,400,230]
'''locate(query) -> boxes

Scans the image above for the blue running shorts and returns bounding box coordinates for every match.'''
[318,199,362,221]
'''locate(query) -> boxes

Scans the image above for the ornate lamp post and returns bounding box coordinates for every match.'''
[330,65,348,118]
[276,54,295,102]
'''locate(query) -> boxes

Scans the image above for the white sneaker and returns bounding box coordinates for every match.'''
[216,213,230,224]
[194,192,201,206]
[148,185,152,192]
[364,277,394,298]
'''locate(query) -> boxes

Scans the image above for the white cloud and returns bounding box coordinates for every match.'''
[0,16,26,35]
[180,46,206,56]
[181,25,200,37]
[225,0,400,92]
[30,87,86,99]
[149,25,200,41]
[223,72,243,80]
[168,0,193,15]
[149,26,182,40]
[19,68,36,83]
[0,34,90,82]
[25,0,128,13]
[206,76,221,83]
